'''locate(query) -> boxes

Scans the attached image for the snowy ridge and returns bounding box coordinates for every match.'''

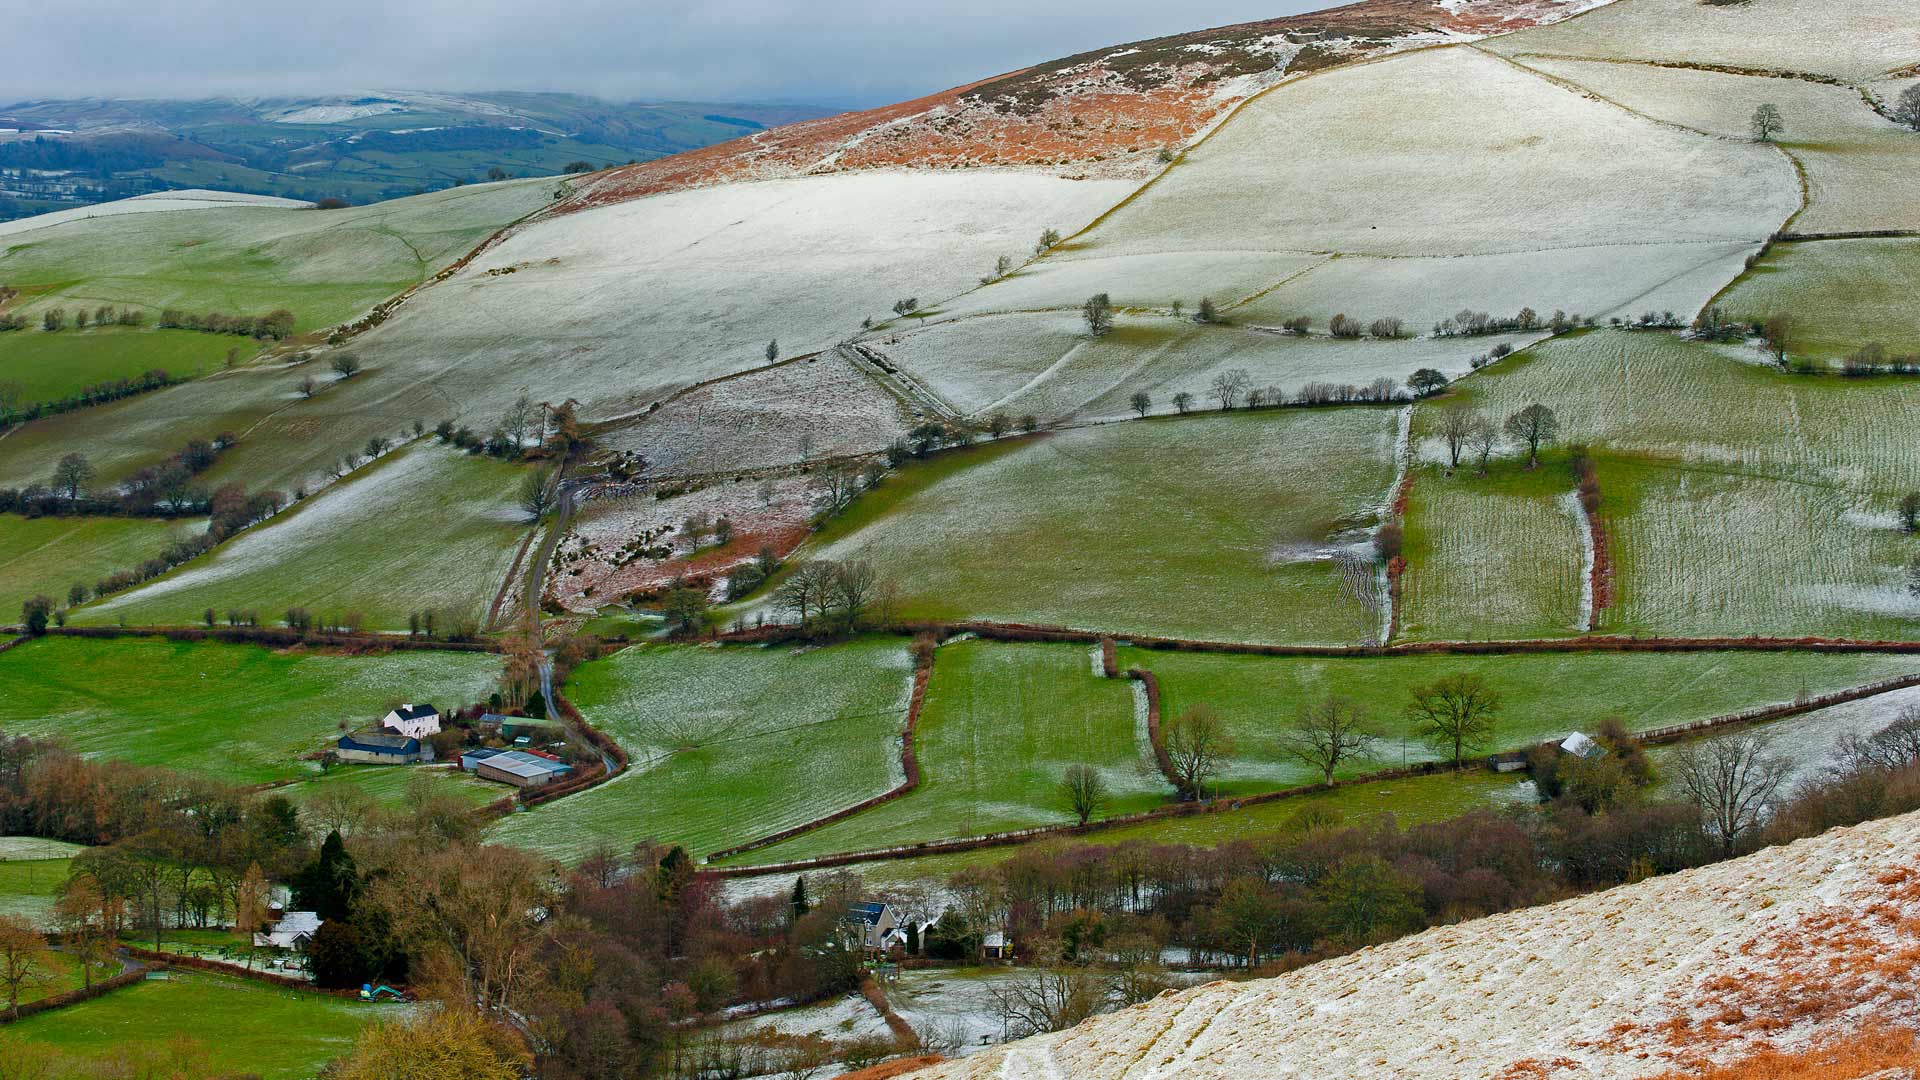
[912,808,1920,1080]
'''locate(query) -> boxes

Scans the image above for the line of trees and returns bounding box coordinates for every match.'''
[21,304,147,333]
[156,307,296,341]
[0,368,177,427]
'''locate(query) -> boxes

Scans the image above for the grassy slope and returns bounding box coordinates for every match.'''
[1718,239,1920,360]
[81,443,538,631]
[1430,331,1920,638]
[766,409,1399,645]
[276,762,504,813]
[1,970,383,1079]
[1122,647,1919,796]
[1398,457,1586,642]
[489,639,915,863]
[728,640,1157,865]
[0,327,239,405]
[0,514,202,626]
[0,179,553,332]
[0,857,69,928]
[0,636,501,785]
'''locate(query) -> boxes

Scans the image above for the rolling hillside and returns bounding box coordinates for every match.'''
[910,808,1920,1079]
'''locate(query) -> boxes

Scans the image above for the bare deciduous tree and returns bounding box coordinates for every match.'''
[329,353,362,379]
[1503,403,1559,468]
[1406,673,1502,769]
[517,467,556,520]
[0,914,50,1019]
[51,452,95,501]
[1209,368,1251,411]
[1129,390,1152,418]
[1164,703,1235,800]
[1279,695,1382,787]
[1060,764,1108,825]
[987,964,1107,1039]
[1750,102,1785,143]
[1439,405,1477,470]
[1083,292,1114,337]
[1674,731,1793,855]
[1895,84,1920,132]
[1466,414,1500,474]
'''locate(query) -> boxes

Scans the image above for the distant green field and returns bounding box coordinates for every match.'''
[0,856,70,928]
[1434,332,1920,639]
[81,443,538,632]
[856,767,1531,885]
[0,513,202,627]
[1399,457,1586,642]
[17,950,120,1005]
[757,408,1400,645]
[1117,647,1920,796]
[0,327,241,406]
[0,636,502,785]
[0,179,554,333]
[728,640,1160,866]
[279,762,504,813]
[1717,238,1920,360]
[489,639,914,863]
[0,970,388,1079]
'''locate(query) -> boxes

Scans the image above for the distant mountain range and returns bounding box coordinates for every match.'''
[0,91,837,219]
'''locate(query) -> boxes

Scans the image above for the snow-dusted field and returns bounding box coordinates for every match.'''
[82,443,534,631]
[929,250,1332,323]
[876,314,1510,421]
[597,351,917,478]
[351,171,1133,422]
[914,809,1920,1080]
[0,189,310,239]
[1399,466,1587,642]
[1079,47,1792,259]
[1489,0,1920,83]
[1520,56,1920,234]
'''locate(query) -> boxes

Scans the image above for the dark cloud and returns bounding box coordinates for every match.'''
[2,1,1326,107]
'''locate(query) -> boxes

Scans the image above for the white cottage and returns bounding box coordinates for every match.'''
[381,703,441,739]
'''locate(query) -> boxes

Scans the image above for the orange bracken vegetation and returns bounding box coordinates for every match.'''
[1645,1025,1920,1080]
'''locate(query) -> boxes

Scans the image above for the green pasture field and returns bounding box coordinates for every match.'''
[1718,238,1920,360]
[1119,646,1918,795]
[278,762,505,814]
[80,443,538,632]
[725,639,1160,866]
[488,638,916,863]
[0,635,501,785]
[1397,457,1587,641]
[0,513,202,627]
[753,407,1400,645]
[0,855,71,928]
[0,327,240,406]
[0,179,553,333]
[0,970,388,1079]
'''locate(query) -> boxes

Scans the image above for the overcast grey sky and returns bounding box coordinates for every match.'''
[2,1,1328,108]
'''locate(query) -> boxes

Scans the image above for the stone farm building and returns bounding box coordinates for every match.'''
[335,731,434,764]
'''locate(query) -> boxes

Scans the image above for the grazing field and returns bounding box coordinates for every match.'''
[1488,0,1920,83]
[766,408,1401,644]
[82,444,537,632]
[0,190,309,240]
[1648,684,1920,797]
[278,762,504,813]
[1439,332,1920,637]
[1398,460,1587,642]
[1517,56,1920,235]
[0,514,203,627]
[1117,647,1919,796]
[349,171,1133,424]
[488,639,914,863]
[730,640,1157,865]
[0,327,238,406]
[1717,238,1920,359]
[882,313,1505,421]
[0,970,386,1080]
[596,350,916,478]
[0,179,553,332]
[0,853,71,928]
[0,636,502,785]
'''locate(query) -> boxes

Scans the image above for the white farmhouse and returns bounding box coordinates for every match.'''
[381,703,442,739]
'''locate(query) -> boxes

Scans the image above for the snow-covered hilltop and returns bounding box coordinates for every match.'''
[555,0,1614,211]
[909,809,1920,1079]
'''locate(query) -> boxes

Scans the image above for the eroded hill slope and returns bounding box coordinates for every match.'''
[912,810,1920,1080]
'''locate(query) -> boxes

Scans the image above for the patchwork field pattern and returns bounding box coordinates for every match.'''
[82,444,537,632]
[0,327,239,407]
[769,408,1401,644]
[1119,647,1920,794]
[488,639,914,863]
[731,640,1157,865]
[0,636,501,785]
[1437,331,1920,637]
